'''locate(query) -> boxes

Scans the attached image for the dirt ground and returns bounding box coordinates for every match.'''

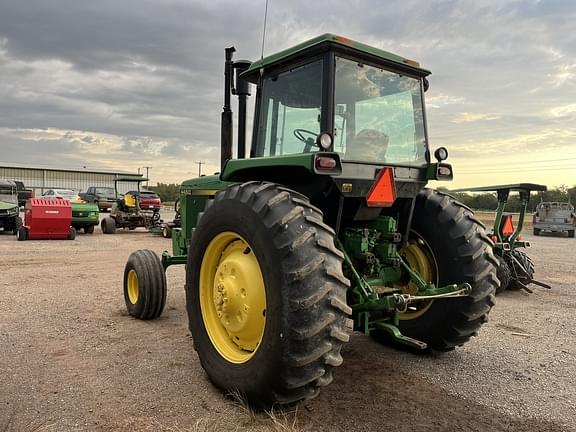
[1,216,575,432]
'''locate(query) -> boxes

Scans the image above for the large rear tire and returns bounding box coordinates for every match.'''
[508,249,534,290]
[395,189,498,351]
[123,249,167,319]
[186,182,351,408]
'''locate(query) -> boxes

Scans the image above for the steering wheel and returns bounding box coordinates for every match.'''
[293,129,319,152]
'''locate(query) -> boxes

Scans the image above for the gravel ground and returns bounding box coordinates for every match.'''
[0,216,574,432]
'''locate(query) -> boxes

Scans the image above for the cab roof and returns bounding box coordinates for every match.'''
[242,33,430,81]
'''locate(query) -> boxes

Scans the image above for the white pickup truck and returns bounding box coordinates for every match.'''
[533,202,575,238]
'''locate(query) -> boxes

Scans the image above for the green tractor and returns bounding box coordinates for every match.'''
[453,184,551,294]
[123,34,498,407]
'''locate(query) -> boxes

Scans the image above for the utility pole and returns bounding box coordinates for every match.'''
[195,161,205,177]
[143,166,152,187]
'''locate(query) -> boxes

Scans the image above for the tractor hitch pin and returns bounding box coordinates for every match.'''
[393,287,470,313]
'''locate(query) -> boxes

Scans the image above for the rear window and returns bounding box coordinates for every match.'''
[140,192,159,198]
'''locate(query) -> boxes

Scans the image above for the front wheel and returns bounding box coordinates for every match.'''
[186,182,351,408]
[123,250,167,319]
[84,225,95,234]
[101,217,116,234]
[495,255,511,294]
[16,226,28,241]
[393,189,498,351]
[162,226,172,238]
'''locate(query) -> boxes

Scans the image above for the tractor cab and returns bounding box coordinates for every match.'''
[219,34,452,229]
[243,35,430,168]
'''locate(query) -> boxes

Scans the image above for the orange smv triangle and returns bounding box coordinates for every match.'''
[366,167,396,207]
[501,215,515,237]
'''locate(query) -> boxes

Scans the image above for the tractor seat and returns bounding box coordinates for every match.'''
[117,199,129,212]
[345,129,389,161]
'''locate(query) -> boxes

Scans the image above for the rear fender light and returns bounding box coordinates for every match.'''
[435,163,453,180]
[313,153,342,175]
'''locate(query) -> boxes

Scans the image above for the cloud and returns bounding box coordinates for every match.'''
[0,0,574,188]
[451,112,501,124]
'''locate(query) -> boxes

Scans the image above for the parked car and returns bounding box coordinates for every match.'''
[79,186,117,212]
[0,180,21,234]
[42,188,83,203]
[127,190,162,211]
[533,202,575,237]
[42,189,99,234]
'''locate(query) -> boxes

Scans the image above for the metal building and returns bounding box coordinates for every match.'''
[0,162,144,195]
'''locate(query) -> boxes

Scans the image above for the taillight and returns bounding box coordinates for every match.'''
[366,167,396,207]
[315,157,337,170]
[313,153,342,175]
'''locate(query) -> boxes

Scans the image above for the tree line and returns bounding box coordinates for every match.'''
[439,185,576,212]
[149,183,180,202]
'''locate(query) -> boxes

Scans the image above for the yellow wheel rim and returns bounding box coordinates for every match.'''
[127,269,139,304]
[397,237,438,320]
[199,231,266,364]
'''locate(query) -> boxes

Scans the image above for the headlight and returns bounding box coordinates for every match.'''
[89,212,96,217]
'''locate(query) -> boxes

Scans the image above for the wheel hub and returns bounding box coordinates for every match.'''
[397,237,437,320]
[127,269,139,304]
[200,232,266,363]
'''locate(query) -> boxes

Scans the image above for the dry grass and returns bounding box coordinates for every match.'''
[146,392,302,432]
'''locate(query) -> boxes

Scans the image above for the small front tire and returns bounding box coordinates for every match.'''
[16,227,28,241]
[123,249,167,320]
[162,226,172,238]
[68,227,76,240]
[101,217,116,234]
[495,255,511,294]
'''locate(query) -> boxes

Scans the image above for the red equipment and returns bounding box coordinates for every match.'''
[16,198,76,241]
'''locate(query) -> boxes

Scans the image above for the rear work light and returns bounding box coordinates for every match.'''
[366,167,396,207]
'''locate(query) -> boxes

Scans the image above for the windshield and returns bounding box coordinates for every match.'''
[0,188,17,204]
[254,59,323,157]
[334,56,427,165]
[55,190,77,199]
[95,187,115,196]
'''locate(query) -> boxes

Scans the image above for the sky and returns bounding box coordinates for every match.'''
[0,0,574,189]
